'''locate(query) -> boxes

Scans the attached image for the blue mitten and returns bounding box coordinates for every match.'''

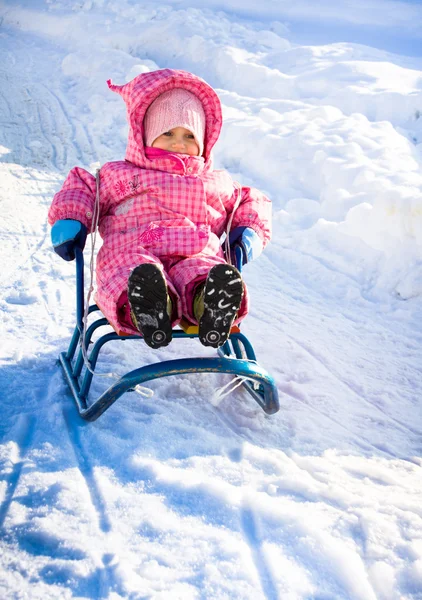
[229,226,263,265]
[51,219,87,261]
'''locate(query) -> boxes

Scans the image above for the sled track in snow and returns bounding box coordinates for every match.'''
[273,331,421,461]
[45,85,96,166]
[61,408,121,596]
[211,405,280,600]
[0,414,36,530]
[298,336,422,438]
[279,376,411,461]
[240,503,281,600]
[62,408,111,533]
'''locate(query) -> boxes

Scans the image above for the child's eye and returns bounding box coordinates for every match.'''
[185,134,194,139]
[163,131,173,137]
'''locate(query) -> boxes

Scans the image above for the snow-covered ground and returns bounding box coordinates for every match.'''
[1,1,422,598]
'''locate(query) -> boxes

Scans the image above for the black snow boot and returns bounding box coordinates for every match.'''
[196,264,244,348]
[128,263,173,349]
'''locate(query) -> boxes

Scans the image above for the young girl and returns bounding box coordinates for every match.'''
[49,69,271,349]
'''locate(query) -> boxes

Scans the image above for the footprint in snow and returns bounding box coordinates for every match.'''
[5,291,39,305]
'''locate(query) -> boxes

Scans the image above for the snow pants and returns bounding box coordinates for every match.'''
[95,243,249,336]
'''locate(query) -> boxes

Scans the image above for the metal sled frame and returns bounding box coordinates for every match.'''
[58,247,279,421]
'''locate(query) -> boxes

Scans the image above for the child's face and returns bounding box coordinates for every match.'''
[152,127,200,156]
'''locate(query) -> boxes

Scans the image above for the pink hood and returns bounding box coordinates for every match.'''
[107,69,222,172]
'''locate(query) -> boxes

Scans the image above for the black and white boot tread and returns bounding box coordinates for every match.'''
[128,263,172,348]
[199,264,244,348]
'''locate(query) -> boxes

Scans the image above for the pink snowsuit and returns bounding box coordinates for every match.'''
[48,69,272,335]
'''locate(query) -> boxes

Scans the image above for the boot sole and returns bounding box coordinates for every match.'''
[128,264,172,348]
[199,264,243,348]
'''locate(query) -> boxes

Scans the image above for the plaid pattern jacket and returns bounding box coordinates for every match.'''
[48,69,272,333]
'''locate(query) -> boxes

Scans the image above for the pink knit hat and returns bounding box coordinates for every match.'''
[144,88,206,156]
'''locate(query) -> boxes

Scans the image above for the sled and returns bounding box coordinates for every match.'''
[58,247,279,421]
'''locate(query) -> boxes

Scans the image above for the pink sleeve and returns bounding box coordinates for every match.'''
[48,167,97,230]
[230,184,272,247]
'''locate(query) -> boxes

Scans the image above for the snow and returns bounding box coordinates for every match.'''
[1,0,422,598]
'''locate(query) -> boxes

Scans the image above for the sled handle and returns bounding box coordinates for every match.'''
[75,247,85,333]
[233,243,243,272]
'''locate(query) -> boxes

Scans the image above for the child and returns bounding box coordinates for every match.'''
[49,69,271,349]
